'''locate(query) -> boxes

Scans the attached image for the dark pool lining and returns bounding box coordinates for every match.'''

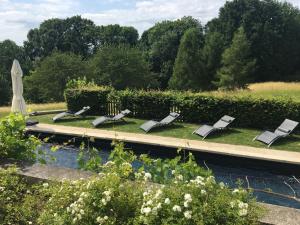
[28,131,300,176]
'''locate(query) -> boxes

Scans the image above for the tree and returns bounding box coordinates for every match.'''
[202,32,225,89]
[88,45,158,90]
[0,40,31,105]
[24,52,87,103]
[215,27,256,90]
[95,25,138,46]
[139,17,202,89]
[168,28,208,91]
[206,0,300,82]
[24,16,97,59]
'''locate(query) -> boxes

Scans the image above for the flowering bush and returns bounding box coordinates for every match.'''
[1,143,262,224]
[0,113,41,161]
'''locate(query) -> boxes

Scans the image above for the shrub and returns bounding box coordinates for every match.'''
[0,113,41,161]
[0,167,46,224]
[38,143,261,225]
[65,87,300,130]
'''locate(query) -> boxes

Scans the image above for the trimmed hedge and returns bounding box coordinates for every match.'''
[65,86,300,131]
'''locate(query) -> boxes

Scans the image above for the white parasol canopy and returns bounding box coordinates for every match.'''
[11,59,27,115]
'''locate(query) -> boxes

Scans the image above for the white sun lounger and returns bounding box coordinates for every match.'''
[92,109,131,127]
[140,112,180,133]
[253,119,299,147]
[193,115,235,139]
[53,106,90,122]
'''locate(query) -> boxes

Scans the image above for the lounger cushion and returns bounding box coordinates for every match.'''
[140,120,159,132]
[194,125,215,137]
[255,131,280,145]
[74,106,90,116]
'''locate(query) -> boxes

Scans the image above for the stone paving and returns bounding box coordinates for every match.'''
[27,123,300,165]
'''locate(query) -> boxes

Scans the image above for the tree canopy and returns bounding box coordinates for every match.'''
[88,45,157,90]
[215,27,256,90]
[168,28,209,91]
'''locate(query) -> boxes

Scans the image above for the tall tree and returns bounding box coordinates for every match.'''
[24,16,97,59]
[96,25,138,46]
[168,28,208,91]
[24,52,87,103]
[206,0,300,82]
[140,16,202,89]
[88,45,158,90]
[215,27,256,90]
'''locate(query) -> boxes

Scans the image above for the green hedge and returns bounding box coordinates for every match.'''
[65,87,300,131]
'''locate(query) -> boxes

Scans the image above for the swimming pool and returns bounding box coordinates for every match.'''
[38,137,300,210]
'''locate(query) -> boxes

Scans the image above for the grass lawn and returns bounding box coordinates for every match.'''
[32,114,300,152]
[0,102,66,118]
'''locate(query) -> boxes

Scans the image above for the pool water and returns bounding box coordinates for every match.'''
[38,143,300,209]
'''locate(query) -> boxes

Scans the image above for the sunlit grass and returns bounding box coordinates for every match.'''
[32,114,300,152]
[0,102,66,118]
[204,82,300,102]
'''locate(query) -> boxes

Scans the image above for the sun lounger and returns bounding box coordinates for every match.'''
[92,109,131,127]
[140,112,180,133]
[253,119,299,147]
[193,115,235,139]
[53,106,90,122]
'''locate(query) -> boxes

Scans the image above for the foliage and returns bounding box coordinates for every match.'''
[24,16,98,59]
[215,27,256,90]
[206,0,300,82]
[65,86,300,130]
[169,28,209,91]
[96,24,139,46]
[65,85,113,115]
[0,167,48,225]
[24,52,87,103]
[139,16,203,89]
[0,113,41,161]
[0,40,32,106]
[88,45,159,90]
[38,143,261,225]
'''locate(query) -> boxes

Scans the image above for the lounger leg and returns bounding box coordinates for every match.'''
[253,135,258,141]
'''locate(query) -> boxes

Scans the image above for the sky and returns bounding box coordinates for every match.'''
[1,0,300,45]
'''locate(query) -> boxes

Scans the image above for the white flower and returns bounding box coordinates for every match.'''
[80,209,85,215]
[104,161,115,167]
[201,190,207,195]
[0,186,5,191]
[172,205,182,212]
[230,201,235,208]
[157,203,162,209]
[164,198,170,204]
[103,190,111,196]
[155,189,162,198]
[171,170,176,175]
[141,207,152,215]
[184,193,192,202]
[238,201,248,209]
[176,174,183,181]
[239,209,248,216]
[77,214,82,220]
[184,201,189,208]
[146,200,153,205]
[96,217,102,223]
[43,183,49,188]
[144,173,152,181]
[143,191,149,197]
[184,210,192,219]
[28,222,32,225]
[101,198,107,205]
[54,213,57,217]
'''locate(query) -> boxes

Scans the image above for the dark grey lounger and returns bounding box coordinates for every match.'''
[53,106,90,122]
[92,109,131,127]
[253,119,299,147]
[193,115,235,139]
[140,112,180,133]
